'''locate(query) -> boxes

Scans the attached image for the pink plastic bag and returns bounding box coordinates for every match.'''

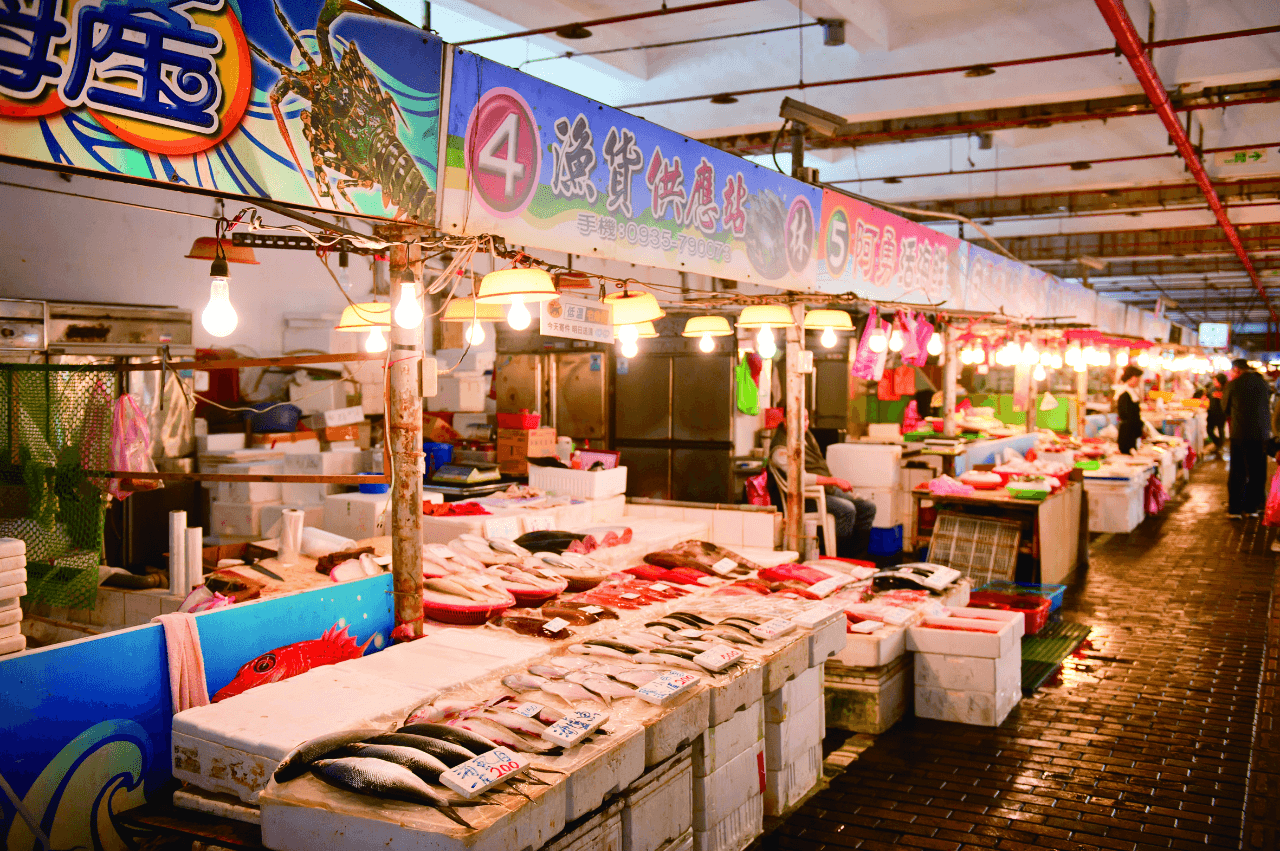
[109,394,161,499]
[851,307,887,381]
[906,317,934,367]
[1265,470,1280,527]
[746,471,771,506]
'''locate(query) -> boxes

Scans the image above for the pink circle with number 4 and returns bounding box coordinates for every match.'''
[465,87,541,218]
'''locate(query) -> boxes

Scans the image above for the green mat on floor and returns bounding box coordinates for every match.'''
[1021,621,1091,695]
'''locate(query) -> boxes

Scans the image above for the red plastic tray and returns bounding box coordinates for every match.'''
[967,591,1052,634]
[496,410,540,429]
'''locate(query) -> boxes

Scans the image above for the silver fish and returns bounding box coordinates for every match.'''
[528,664,573,679]
[331,743,451,782]
[503,672,550,691]
[630,652,704,672]
[310,758,471,828]
[490,538,531,557]
[611,668,663,687]
[450,717,555,753]
[274,727,384,782]
[570,642,636,661]
[566,672,638,703]
[541,680,604,705]
[477,707,548,737]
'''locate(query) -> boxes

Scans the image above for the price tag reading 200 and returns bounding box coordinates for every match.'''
[542,709,610,747]
[439,747,530,799]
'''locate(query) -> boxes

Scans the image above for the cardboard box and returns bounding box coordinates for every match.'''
[284,450,364,476]
[497,426,556,476]
[324,493,390,540]
[210,502,275,537]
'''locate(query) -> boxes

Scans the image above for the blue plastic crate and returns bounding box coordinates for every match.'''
[978,580,1066,612]
[868,525,903,556]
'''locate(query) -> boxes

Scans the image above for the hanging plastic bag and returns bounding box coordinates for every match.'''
[735,358,760,415]
[899,311,921,361]
[850,307,883,380]
[746,471,771,506]
[1264,470,1280,527]
[109,394,162,499]
[877,373,900,401]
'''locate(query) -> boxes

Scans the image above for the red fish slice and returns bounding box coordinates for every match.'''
[758,564,833,586]
[624,564,673,583]
[212,623,372,702]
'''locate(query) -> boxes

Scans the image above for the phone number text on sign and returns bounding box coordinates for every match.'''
[576,212,732,262]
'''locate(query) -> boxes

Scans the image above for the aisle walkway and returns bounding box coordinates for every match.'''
[757,461,1279,851]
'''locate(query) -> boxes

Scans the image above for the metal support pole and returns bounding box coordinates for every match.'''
[789,123,805,180]
[784,315,805,554]
[942,326,958,437]
[1075,366,1089,438]
[387,240,425,635]
[1027,373,1038,434]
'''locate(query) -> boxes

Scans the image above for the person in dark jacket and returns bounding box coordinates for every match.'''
[1224,358,1273,517]
[1115,365,1145,455]
[1206,373,1227,456]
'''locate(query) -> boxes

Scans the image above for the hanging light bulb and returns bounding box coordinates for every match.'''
[1021,342,1038,365]
[1073,358,1086,373]
[927,332,942,357]
[1050,353,1063,370]
[1082,345,1098,366]
[821,326,836,348]
[506,296,532,330]
[1065,344,1081,367]
[621,338,639,358]
[618,323,640,346]
[1039,351,1052,366]
[1098,350,1111,366]
[202,276,238,338]
[1116,350,1129,367]
[699,333,715,353]
[1033,363,1046,382]
[393,280,423,329]
[757,326,777,359]
[888,328,904,352]
[868,326,888,353]
[464,321,486,346]
[1136,352,1150,368]
[365,326,388,353]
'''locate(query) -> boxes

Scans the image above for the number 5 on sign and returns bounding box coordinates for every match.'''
[466,88,541,217]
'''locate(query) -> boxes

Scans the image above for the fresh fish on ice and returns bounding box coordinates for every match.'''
[365,732,476,767]
[274,727,385,783]
[310,757,471,828]
[566,671,638,703]
[399,722,498,753]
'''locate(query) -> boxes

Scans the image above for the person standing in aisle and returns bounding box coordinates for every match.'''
[1206,373,1227,458]
[1223,358,1272,518]
[1115,365,1145,455]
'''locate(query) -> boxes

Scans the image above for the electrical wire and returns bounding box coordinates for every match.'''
[519,22,818,67]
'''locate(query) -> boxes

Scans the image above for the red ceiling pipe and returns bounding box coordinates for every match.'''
[457,0,761,46]
[1094,0,1275,323]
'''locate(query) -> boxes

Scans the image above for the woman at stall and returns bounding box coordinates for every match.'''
[1206,373,1227,457]
[1115,364,1145,455]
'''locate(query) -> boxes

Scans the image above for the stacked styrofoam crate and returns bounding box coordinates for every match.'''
[907,607,1024,727]
[826,443,902,529]
[210,459,285,540]
[762,663,825,817]
[0,538,27,655]
[543,799,624,851]
[692,698,764,851]
[620,749,693,851]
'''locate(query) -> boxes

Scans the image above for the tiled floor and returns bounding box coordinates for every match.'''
[756,460,1279,851]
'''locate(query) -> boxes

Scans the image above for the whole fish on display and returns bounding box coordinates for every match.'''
[274,727,384,782]
[493,615,572,640]
[515,530,587,554]
[449,717,558,754]
[643,541,761,576]
[365,732,476,767]
[309,757,471,828]
[214,623,373,702]
[565,671,638,704]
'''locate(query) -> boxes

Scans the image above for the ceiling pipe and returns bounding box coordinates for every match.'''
[1094,0,1275,323]
[456,0,762,46]
[617,24,1278,109]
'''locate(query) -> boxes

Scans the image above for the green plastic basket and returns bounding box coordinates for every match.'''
[1074,459,1101,470]
[25,550,101,609]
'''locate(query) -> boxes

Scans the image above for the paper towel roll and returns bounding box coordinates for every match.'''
[300,527,357,558]
[280,509,305,565]
[169,511,187,593]
[186,527,203,594]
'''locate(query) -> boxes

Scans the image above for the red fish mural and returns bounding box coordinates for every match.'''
[212,622,373,702]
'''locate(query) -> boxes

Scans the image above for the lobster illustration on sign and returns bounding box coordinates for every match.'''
[250,0,435,223]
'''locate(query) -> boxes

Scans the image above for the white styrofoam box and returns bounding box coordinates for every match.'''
[824,657,910,734]
[545,799,624,851]
[947,605,1025,639]
[661,829,694,851]
[693,791,761,851]
[763,739,821,817]
[422,490,445,506]
[196,433,245,453]
[0,566,27,587]
[694,701,763,778]
[763,663,823,724]
[435,347,496,376]
[173,666,436,803]
[707,659,763,727]
[708,510,743,548]
[288,379,346,416]
[621,749,693,851]
[1085,479,1145,534]
[282,482,342,504]
[0,621,20,639]
[0,606,22,628]
[764,696,821,772]
[807,616,847,667]
[831,624,905,668]
[740,512,775,549]
[826,443,903,490]
[323,492,390,541]
[209,501,274,538]
[0,584,27,605]
[259,503,325,536]
[529,466,628,500]
[866,423,902,441]
[761,633,810,695]
[915,648,1021,694]
[555,501,594,529]
[915,682,1020,727]
[217,465,284,504]
[590,494,627,524]
[359,381,384,416]
[644,687,711,768]
[905,614,1020,659]
[433,372,486,413]
[284,450,363,476]
[559,723,646,822]
[692,739,764,831]
[317,405,365,428]
[0,634,27,655]
[0,537,26,558]
[847,486,897,529]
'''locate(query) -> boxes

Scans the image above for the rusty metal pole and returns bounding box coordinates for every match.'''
[783,308,805,555]
[942,326,958,437]
[1075,364,1088,438]
[387,240,425,636]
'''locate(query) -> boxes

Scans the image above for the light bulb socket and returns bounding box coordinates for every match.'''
[209,255,229,279]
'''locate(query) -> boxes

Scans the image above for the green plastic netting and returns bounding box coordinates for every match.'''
[0,365,113,609]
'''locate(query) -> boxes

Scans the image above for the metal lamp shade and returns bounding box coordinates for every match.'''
[681,315,734,337]
[475,267,559,303]
[335,302,390,330]
[186,237,258,264]
[737,304,794,328]
[604,291,664,326]
[441,297,506,322]
[803,309,854,330]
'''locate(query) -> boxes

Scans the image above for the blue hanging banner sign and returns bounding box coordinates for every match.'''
[440,49,823,289]
[0,0,442,222]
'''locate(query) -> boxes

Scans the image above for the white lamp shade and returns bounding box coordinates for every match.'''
[737,304,794,328]
[476,267,559,303]
[336,302,390,331]
[681,315,734,337]
[604,291,665,325]
[803,309,853,331]
[635,321,659,339]
[442,297,506,322]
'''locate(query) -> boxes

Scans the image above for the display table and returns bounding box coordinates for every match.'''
[909,480,1083,584]
[917,433,1040,477]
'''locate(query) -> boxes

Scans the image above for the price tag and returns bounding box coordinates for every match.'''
[749,618,796,640]
[792,603,841,628]
[426,544,457,560]
[692,645,743,673]
[879,607,913,626]
[521,515,555,533]
[543,617,570,633]
[484,516,523,540]
[511,701,544,718]
[581,605,603,615]
[807,575,854,598]
[710,558,737,576]
[620,592,641,600]
[542,708,610,747]
[848,620,882,634]
[636,670,701,705]
[650,583,671,593]
[439,747,530,799]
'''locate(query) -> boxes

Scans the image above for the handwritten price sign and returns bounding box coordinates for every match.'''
[637,670,701,704]
[542,708,610,747]
[439,747,530,798]
[693,645,743,673]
